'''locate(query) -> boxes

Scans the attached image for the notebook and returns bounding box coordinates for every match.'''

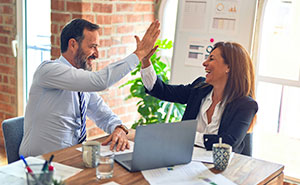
[115,119,197,172]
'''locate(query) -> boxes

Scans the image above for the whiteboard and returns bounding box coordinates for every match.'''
[170,0,257,84]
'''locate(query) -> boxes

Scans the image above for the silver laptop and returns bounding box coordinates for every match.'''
[115,120,197,172]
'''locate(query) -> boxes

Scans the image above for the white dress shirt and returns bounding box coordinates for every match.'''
[19,54,139,157]
[141,64,225,147]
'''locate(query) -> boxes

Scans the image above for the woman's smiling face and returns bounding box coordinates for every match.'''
[202,48,229,87]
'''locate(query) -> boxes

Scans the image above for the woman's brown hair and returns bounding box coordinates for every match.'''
[212,42,256,132]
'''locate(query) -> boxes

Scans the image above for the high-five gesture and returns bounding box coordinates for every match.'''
[134,20,160,61]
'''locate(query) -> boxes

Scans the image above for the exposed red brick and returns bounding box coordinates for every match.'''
[112,106,126,115]
[116,4,134,12]
[3,15,14,25]
[100,39,112,47]
[134,4,151,12]
[127,14,143,22]
[103,27,112,36]
[9,76,15,85]
[0,94,9,102]
[0,46,11,55]
[51,35,56,45]
[0,35,8,44]
[0,85,15,94]
[51,47,61,59]
[0,5,13,14]
[111,15,124,24]
[87,127,105,138]
[143,14,154,22]
[93,3,113,13]
[3,76,8,83]
[111,36,121,45]
[0,25,10,34]
[67,2,82,12]
[51,12,71,23]
[51,0,65,11]
[117,25,134,34]
[51,24,58,34]
[0,103,15,114]
[10,96,15,104]
[0,0,13,3]
[107,47,118,57]
[121,35,135,44]
[118,46,126,55]
[96,15,111,25]
[81,14,94,22]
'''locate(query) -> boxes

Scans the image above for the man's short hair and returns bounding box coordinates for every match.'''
[60,18,99,53]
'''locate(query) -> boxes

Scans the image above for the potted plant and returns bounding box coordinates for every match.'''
[120,39,186,129]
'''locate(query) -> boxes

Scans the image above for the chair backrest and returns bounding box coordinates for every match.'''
[2,116,24,164]
[241,133,253,156]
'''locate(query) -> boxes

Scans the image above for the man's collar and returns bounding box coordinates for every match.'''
[59,55,74,67]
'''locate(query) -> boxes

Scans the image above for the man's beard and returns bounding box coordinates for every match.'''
[74,47,93,71]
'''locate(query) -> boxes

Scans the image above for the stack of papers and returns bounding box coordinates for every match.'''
[0,157,82,185]
[142,161,237,185]
[76,140,135,156]
[192,147,234,164]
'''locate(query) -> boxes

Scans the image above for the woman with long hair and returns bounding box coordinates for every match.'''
[140,42,258,155]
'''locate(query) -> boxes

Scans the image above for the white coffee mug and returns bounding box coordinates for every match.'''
[82,141,100,168]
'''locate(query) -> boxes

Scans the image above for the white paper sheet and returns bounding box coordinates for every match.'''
[0,156,82,183]
[142,161,237,185]
[76,140,134,156]
[192,147,234,164]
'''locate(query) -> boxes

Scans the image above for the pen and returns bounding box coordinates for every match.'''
[20,155,43,185]
[41,160,48,172]
[48,154,54,165]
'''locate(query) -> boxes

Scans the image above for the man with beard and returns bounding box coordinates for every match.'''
[19,18,160,157]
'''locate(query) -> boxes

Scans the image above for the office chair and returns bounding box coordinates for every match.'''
[2,116,24,164]
[241,133,253,156]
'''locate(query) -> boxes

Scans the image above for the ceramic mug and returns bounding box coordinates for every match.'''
[212,143,232,171]
[82,141,100,168]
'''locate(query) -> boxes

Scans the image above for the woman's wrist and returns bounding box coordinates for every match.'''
[141,58,151,69]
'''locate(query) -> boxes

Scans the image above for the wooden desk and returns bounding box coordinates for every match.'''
[42,136,284,185]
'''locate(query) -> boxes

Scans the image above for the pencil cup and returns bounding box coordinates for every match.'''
[25,163,54,185]
[82,141,100,168]
[212,143,232,171]
[96,150,114,180]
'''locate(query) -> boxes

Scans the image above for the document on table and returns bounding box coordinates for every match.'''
[76,140,134,156]
[192,147,234,164]
[142,161,237,185]
[0,156,82,185]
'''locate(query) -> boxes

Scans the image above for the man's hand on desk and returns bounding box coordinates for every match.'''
[102,127,130,152]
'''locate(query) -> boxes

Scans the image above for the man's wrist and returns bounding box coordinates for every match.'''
[115,124,129,135]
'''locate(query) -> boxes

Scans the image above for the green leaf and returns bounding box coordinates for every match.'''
[119,39,185,128]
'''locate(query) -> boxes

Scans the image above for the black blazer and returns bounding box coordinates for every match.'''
[146,76,258,153]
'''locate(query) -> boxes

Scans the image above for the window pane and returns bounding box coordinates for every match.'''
[280,85,300,137]
[255,81,282,134]
[26,0,51,99]
[258,0,300,81]
[161,0,178,58]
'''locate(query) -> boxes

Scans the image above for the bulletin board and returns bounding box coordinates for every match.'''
[170,0,258,84]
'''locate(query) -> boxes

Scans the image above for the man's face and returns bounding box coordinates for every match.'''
[74,29,100,71]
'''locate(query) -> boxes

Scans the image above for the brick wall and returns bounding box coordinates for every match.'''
[0,0,17,146]
[51,0,155,139]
